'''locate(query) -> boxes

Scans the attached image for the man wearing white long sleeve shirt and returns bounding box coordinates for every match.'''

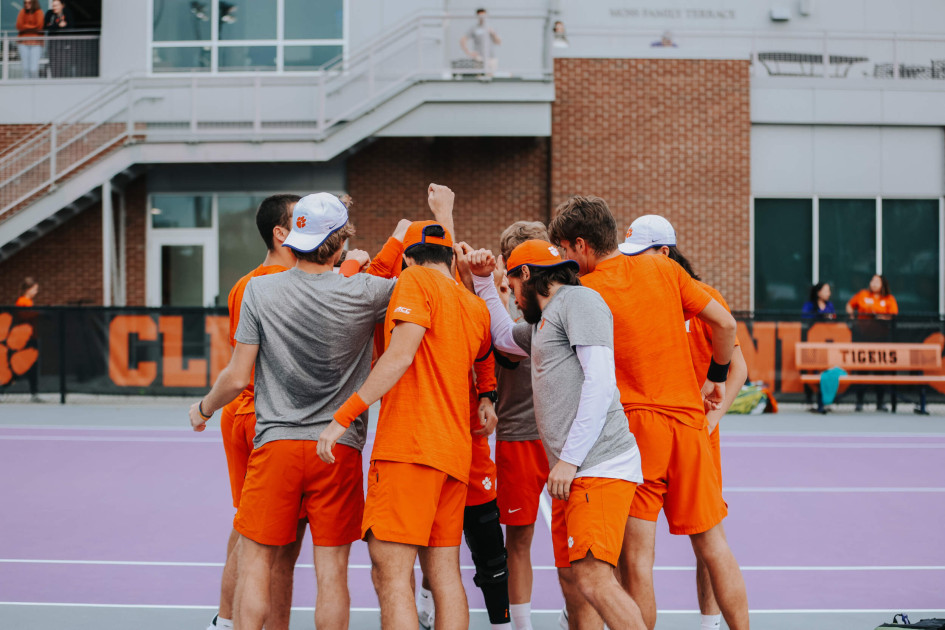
[463,240,646,630]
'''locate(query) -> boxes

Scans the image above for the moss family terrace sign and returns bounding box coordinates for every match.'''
[609,7,737,19]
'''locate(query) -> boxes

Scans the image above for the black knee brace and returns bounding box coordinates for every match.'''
[463,499,510,625]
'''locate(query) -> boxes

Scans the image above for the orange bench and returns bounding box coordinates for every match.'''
[795,342,945,414]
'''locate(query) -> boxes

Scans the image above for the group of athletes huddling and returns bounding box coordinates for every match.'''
[190,184,750,630]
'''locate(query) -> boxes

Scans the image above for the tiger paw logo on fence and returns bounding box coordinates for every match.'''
[0,313,38,386]
[297,216,307,228]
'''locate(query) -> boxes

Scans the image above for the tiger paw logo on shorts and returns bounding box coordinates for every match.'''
[567,536,574,548]
[481,476,493,491]
[296,216,307,228]
[0,313,38,386]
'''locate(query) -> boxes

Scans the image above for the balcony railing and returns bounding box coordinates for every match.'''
[562,28,945,81]
[0,30,100,80]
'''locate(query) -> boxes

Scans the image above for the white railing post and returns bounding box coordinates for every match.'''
[253,75,262,134]
[190,75,198,132]
[102,178,113,307]
[48,125,57,188]
[125,78,134,138]
[1,36,9,81]
[317,71,326,134]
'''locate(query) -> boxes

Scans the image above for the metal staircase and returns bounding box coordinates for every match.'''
[0,11,553,261]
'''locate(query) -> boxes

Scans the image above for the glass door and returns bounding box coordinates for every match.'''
[146,195,219,306]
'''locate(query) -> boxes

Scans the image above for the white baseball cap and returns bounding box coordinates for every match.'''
[282,193,349,253]
[618,214,676,256]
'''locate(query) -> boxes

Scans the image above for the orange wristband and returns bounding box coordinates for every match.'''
[334,392,369,428]
[339,259,361,278]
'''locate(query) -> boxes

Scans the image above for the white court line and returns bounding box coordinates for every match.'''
[0,425,217,433]
[1,602,943,615]
[0,435,218,443]
[5,434,945,449]
[4,559,944,572]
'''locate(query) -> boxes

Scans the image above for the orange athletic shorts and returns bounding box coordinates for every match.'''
[362,460,467,547]
[709,425,723,486]
[466,435,498,507]
[234,441,363,547]
[551,477,636,568]
[626,408,727,535]
[496,439,550,526]
[219,401,255,509]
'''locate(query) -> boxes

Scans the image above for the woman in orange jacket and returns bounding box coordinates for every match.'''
[16,0,45,79]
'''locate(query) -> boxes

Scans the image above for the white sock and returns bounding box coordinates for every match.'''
[492,625,511,630]
[215,617,234,629]
[510,603,533,630]
[417,586,434,614]
[700,613,722,630]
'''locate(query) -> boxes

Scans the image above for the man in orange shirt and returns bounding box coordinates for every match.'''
[624,214,749,630]
[321,216,493,630]
[548,196,748,630]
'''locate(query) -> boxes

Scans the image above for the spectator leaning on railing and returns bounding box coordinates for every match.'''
[44,0,73,78]
[16,0,45,79]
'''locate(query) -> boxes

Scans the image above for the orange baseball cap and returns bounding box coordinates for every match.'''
[506,239,579,274]
[403,220,453,253]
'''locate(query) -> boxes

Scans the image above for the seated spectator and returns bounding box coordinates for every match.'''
[802,282,836,319]
[846,274,898,320]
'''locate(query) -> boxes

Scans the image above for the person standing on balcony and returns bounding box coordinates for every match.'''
[461,8,501,77]
[16,0,45,79]
[44,0,73,78]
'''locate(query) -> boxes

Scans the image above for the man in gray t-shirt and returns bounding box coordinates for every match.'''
[467,239,647,630]
[460,8,501,75]
[189,193,396,630]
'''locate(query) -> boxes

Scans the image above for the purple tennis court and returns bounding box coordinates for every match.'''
[1,401,944,629]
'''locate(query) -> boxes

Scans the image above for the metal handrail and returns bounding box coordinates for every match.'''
[0,12,552,222]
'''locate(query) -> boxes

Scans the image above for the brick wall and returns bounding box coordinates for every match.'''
[347,137,550,257]
[124,175,147,306]
[0,124,45,152]
[0,174,147,306]
[0,202,103,306]
[551,58,751,309]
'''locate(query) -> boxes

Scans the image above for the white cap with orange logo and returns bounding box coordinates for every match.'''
[618,214,676,256]
[283,193,349,253]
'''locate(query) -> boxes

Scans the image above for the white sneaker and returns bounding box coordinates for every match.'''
[558,607,568,630]
[206,614,232,630]
[417,589,435,629]
[418,606,435,629]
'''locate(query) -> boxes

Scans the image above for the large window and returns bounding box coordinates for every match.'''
[883,200,940,313]
[151,0,344,73]
[754,197,943,313]
[818,199,876,308]
[754,198,813,312]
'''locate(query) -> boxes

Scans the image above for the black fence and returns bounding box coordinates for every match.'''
[1,306,944,404]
